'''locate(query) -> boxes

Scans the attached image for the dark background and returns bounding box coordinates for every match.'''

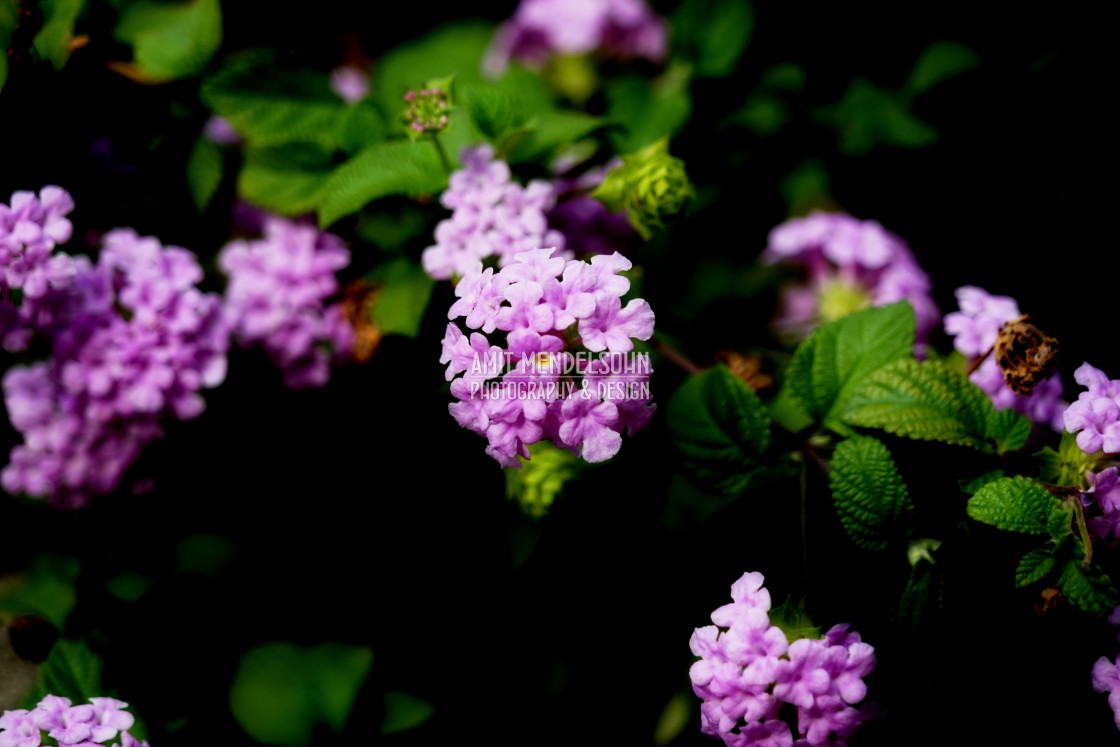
[3,1,1118,745]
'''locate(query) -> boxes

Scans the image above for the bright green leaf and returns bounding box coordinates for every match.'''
[317,141,447,228]
[667,363,772,496]
[33,0,86,70]
[966,476,1070,536]
[113,0,221,82]
[843,358,1003,450]
[238,145,334,217]
[785,301,915,433]
[906,40,979,94]
[1015,541,1062,588]
[985,406,1033,455]
[829,435,913,551]
[230,641,374,747]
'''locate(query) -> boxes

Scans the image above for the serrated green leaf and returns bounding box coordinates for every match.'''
[966,476,1069,536]
[33,0,86,70]
[985,406,1033,454]
[366,257,434,338]
[24,638,103,707]
[667,363,772,496]
[201,51,384,152]
[237,145,334,217]
[671,0,754,78]
[843,358,999,449]
[1015,542,1060,588]
[1056,555,1119,616]
[113,0,221,81]
[828,435,912,551]
[786,301,915,433]
[230,641,374,747]
[906,40,979,94]
[317,141,447,228]
[186,134,223,212]
[505,441,583,518]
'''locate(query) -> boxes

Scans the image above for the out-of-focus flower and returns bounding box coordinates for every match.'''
[329,65,370,104]
[591,137,692,240]
[483,0,667,77]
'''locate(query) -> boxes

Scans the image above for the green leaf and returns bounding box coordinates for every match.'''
[653,691,692,746]
[238,145,334,217]
[785,301,915,433]
[896,557,942,630]
[186,134,224,212]
[380,691,435,735]
[1056,555,1119,616]
[985,406,1033,455]
[780,159,833,216]
[828,435,912,551]
[671,0,755,78]
[1015,541,1062,588]
[33,0,86,70]
[906,40,979,94]
[817,78,939,156]
[0,553,79,629]
[966,476,1071,536]
[505,441,583,518]
[769,597,822,641]
[667,363,772,496]
[317,141,447,228]
[508,110,609,164]
[843,358,1015,451]
[113,0,221,81]
[230,641,374,747]
[24,638,103,707]
[366,257,434,338]
[604,66,692,153]
[201,50,384,152]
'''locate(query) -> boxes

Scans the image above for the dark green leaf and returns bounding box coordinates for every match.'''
[906,40,979,94]
[966,476,1071,536]
[985,407,1033,454]
[317,141,447,228]
[508,110,609,164]
[186,134,224,212]
[604,66,692,152]
[0,553,79,629]
[817,78,938,156]
[113,0,221,81]
[24,638,103,707]
[229,642,374,747]
[1057,555,1119,616]
[785,301,915,433]
[829,435,912,551]
[366,257,435,338]
[1015,541,1061,588]
[381,691,435,735]
[896,558,942,630]
[671,0,754,78]
[667,363,772,496]
[0,0,17,90]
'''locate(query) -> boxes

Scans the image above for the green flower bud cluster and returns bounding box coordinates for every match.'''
[591,137,693,240]
[402,84,450,138]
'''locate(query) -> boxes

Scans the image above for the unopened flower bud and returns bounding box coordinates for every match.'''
[592,137,692,240]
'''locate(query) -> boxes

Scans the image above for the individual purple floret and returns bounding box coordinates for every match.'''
[762,211,940,348]
[2,228,230,509]
[218,216,355,389]
[442,246,654,467]
[329,65,370,104]
[422,145,566,280]
[689,571,876,747]
[483,0,668,76]
[943,285,1066,431]
[0,694,150,747]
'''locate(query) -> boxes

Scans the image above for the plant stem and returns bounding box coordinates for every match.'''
[430,134,452,175]
[652,334,702,375]
[1070,495,1094,567]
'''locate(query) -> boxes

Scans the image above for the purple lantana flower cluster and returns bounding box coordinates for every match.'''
[483,0,667,76]
[943,285,1066,431]
[689,572,876,747]
[2,214,230,509]
[218,216,354,389]
[762,211,940,347]
[441,246,654,466]
[422,145,565,281]
[1092,608,1120,731]
[0,695,149,747]
[1062,363,1120,540]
